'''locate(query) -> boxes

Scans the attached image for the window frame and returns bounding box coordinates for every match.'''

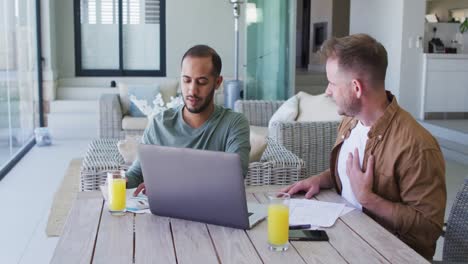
[73,0,166,77]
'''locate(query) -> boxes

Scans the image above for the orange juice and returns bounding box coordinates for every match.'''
[109,178,126,212]
[268,204,289,245]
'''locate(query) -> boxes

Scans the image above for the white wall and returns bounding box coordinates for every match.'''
[350,0,404,99]
[350,0,426,118]
[40,0,57,81]
[399,0,426,118]
[55,0,74,79]
[166,0,244,79]
[54,0,245,79]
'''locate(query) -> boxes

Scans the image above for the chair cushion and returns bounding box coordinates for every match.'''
[128,85,161,117]
[296,92,342,122]
[122,116,148,131]
[268,95,298,129]
[249,125,268,162]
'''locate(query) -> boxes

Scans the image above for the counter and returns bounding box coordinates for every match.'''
[424,53,468,59]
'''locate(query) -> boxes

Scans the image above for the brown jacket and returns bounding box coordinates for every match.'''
[328,92,446,259]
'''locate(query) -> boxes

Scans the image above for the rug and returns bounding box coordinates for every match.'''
[45,158,82,237]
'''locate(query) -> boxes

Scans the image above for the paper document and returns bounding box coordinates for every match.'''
[340,206,355,217]
[289,199,353,227]
[99,185,150,214]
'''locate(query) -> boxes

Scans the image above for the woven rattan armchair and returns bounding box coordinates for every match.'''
[438,177,468,263]
[235,100,340,177]
[80,138,305,191]
[99,94,130,139]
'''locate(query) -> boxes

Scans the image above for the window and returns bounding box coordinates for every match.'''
[74,0,166,76]
[0,0,42,179]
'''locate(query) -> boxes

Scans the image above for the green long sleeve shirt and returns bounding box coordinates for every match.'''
[125,105,251,188]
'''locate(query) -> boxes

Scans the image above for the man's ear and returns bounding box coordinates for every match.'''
[215,75,223,90]
[352,79,364,99]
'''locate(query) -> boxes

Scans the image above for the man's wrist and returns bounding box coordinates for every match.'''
[316,170,332,189]
[359,191,379,207]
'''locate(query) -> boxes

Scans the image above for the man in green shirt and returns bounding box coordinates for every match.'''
[126,45,251,195]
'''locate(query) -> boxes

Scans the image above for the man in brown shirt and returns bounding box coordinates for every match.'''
[281,34,446,260]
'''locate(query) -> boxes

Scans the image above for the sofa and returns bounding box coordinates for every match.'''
[99,82,307,185]
[99,78,225,139]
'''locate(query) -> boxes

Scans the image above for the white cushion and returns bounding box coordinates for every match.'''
[249,126,268,162]
[268,95,298,129]
[117,136,139,164]
[118,82,131,115]
[296,92,342,122]
[122,116,148,131]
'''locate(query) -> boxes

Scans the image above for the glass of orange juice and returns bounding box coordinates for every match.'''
[267,192,290,251]
[107,170,126,216]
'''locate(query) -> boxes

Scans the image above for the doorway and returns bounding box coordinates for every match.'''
[295,0,350,95]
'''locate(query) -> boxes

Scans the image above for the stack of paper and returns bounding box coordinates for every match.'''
[289,199,354,228]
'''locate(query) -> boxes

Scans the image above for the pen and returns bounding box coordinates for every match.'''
[289,224,311,230]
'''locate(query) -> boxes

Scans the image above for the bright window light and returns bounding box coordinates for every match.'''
[246,3,257,25]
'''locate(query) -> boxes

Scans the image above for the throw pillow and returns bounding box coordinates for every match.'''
[268,95,299,129]
[118,82,130,114]
[249,126,268,162]
[296,92,342,122]
[119,81,176,115]
[127,85,161,117]
[117,135,141,164]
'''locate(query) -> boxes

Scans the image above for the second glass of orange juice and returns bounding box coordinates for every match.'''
[267,192,290,251]
[107,170,126,216]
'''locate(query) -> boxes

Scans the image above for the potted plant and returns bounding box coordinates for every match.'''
[460,18,468,33]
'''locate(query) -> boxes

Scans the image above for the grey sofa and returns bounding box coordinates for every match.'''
[99,80,228,139]
[99,94,306,186]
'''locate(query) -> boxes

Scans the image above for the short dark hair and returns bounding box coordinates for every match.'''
[181,45,222,77]
[320,34,388,84]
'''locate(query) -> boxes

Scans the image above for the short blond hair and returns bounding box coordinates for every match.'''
[320,34,388,84]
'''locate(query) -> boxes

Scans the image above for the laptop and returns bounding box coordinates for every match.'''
[138,144,267,229]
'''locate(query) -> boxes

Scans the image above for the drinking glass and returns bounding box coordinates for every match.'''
[107,170,126,215]
[267,192,290,251]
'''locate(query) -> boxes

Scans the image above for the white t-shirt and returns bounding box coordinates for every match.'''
[337,121,371,210]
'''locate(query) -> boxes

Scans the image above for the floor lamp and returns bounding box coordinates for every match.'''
[224,0,243,109]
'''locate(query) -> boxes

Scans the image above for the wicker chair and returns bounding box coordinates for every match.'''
[99,94,137,139]
[80,138,305,191]
[439,178,468,263]
[235,100,340,177]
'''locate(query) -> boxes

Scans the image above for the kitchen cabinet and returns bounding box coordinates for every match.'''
[421,53,468,117]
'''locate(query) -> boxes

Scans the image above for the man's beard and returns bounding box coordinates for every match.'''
[184,86,216,114]
[338,94,361,117]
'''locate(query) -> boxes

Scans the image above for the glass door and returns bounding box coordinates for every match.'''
[0,0,39,174]
[245,0,294,100]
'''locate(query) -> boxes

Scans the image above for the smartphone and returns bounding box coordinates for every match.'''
[288,230,329,241]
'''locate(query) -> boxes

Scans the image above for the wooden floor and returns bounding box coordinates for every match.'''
[0,139,466,263]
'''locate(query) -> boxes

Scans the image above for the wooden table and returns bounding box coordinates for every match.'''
[51,186,428,264]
